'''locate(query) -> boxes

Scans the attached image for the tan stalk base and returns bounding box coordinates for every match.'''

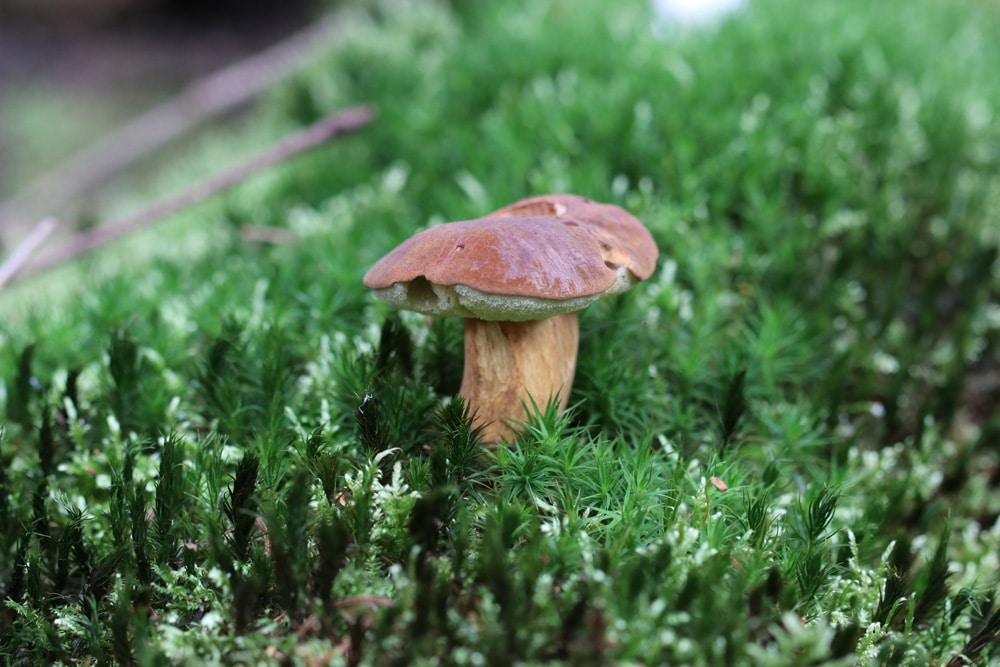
[459,312,579,444]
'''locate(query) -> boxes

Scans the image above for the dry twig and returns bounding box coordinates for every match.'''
[0,15,343,231]
[4,104,374,286]
[0,218,59,288]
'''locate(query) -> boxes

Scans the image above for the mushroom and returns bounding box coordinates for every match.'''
[363,194,658,443]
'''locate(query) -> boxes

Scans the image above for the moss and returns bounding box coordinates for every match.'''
[2,0,1000,663]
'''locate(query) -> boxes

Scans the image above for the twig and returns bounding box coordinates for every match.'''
[0,15,342,230]
[5,104,374,286]
[239,225,298,245]
[0,218,59,288]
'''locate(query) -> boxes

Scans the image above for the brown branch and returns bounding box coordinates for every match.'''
[0,15,342,229]
[5,104,374,286]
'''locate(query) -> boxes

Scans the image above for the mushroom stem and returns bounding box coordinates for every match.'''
[459,312,579,443]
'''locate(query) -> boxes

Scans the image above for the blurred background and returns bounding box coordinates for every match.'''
[0,0,751,260]
[0,0,745,206]
[0,0,317,239]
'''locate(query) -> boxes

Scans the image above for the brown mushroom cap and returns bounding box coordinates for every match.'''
[363,195,658,321]
[487,194,659,282]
